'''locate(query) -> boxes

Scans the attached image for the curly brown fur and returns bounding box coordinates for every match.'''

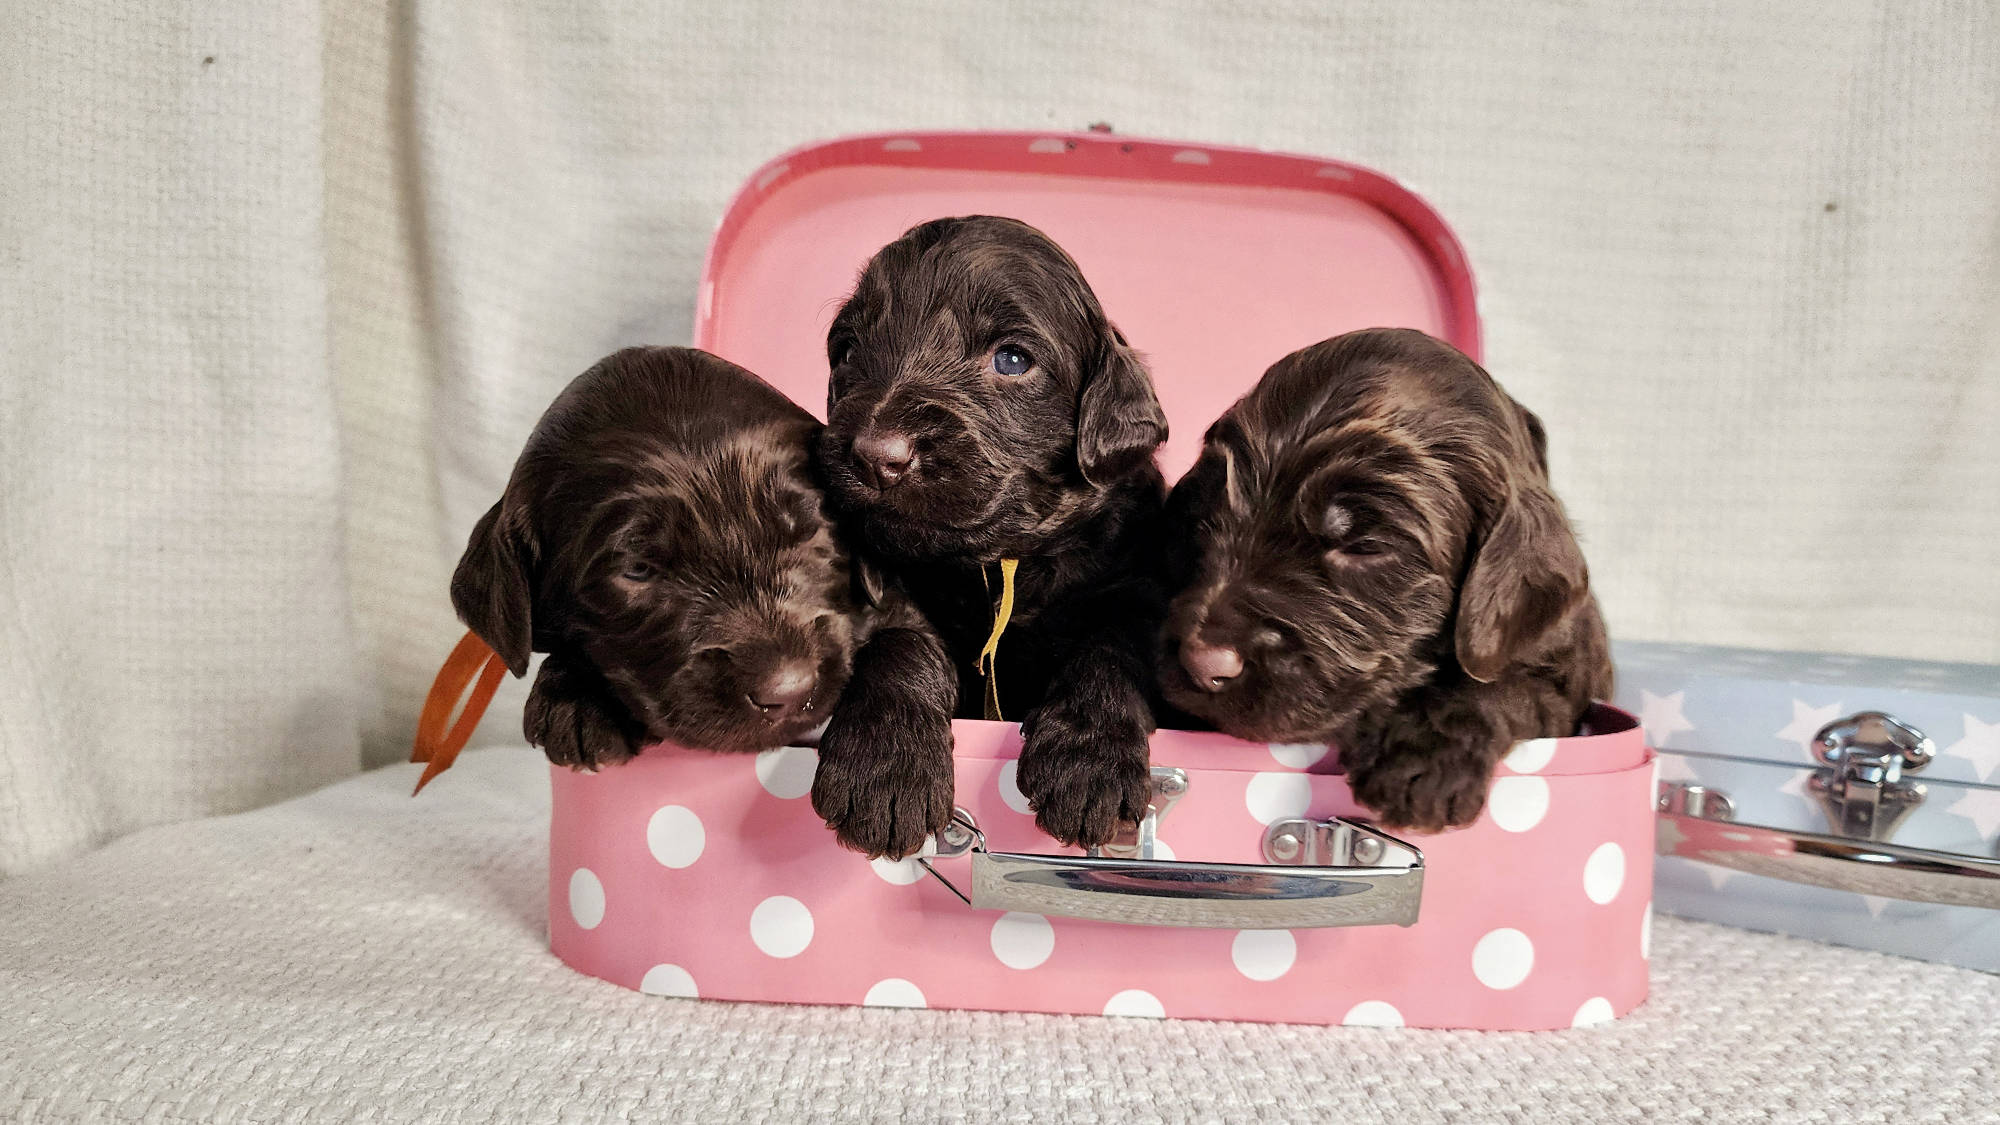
[1158,328,1613,832]
[818,216,1171,848]
[450,348,953,814]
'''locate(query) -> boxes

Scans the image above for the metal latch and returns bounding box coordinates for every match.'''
[1096,767,1187,860]
[1808,711,1934,843]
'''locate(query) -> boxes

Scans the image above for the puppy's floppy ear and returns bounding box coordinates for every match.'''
[450,498,535,677]
[1452,481,1589,683]
[1076,328,1167,487]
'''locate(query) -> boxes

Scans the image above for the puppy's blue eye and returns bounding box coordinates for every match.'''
[621,562,658,583]
[991,346,1034,376]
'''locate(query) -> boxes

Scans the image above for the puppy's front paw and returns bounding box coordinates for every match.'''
[812,717,956,860]
[525,664,641,771]
[1017,703,1152,848]
[1347,750,1493,833]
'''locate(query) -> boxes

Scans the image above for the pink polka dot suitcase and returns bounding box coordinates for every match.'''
[547,131,1658,1030]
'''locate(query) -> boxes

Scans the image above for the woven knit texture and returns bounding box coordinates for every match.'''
[2,745,1995,1124]
[4,2,1997,873]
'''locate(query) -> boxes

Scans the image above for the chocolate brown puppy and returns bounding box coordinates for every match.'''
[815,216,1171,849]
[1159,328,1612,832]
[451,347,953,825]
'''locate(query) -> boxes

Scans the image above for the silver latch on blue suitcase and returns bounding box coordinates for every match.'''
[917,766,1425,929]
[1657,710,2000,909]
[1807,711,1934,842]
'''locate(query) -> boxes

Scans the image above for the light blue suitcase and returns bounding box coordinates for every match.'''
[1615,641,2000,971]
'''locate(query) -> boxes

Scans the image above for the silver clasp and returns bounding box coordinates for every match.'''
[1095,767,1188,860]
[1808,711,1933,843]
[1262,817,1419,869]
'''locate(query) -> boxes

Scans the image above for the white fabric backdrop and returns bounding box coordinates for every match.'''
[1,3,361,875]
[4,0,1996,874]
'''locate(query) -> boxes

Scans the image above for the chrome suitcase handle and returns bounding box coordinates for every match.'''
[918,768,1424,930]
[1656,783,2000,909]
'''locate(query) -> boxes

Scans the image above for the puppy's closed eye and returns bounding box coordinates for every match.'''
[1315,500,1391,560]
[1319,501,1357,542]
[774,488,827,544]
[829,335,856,368]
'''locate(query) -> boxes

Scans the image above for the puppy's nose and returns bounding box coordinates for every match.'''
[748,660,817,718]
[1180,640,1244,692]
[852,430,916,490]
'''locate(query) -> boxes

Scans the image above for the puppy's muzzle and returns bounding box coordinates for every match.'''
[747,658,817,720]
[1179,638,1244,693]
[852,428,917,490]
[713,643,820,725]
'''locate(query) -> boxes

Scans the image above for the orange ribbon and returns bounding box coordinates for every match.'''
[409,630,509,794]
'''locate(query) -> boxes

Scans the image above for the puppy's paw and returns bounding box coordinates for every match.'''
[812,717,956,860]
[1347,750,1493,834]
[525,665,642,771]
[1017,703,1153,848]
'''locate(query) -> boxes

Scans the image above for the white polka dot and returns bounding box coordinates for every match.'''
[1504,737,1557,774]
[750,895,814,958]
[755,747,817,799]
[1245,772,1313,825]
[1583,842,1626,904]
[567,868,605,930]
[1231,929,1297,981]
[1341,1000,1405,1027]
[998,760,1032,814]
[989,912,1055,970]
[1269,742,1329,769]
[1102,989,1165,1018]
[639,964,697,998]
[1572,997,1615,1027]
[871,855,924,885]
[1472,928,1535,990]
[645,805,705,869]
[1486,776,1550,832]
[1642,902,1653,960]
[863,978,927,1008]
[1150,839,1176,861]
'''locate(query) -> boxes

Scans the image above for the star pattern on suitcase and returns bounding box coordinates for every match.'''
[1946,787,2000,839]
[1942,714,2000,784]
[1637,690,1694,748]
[1774,698,1846,761]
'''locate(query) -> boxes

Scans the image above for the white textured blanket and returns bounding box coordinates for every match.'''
[3,745,1995,1123]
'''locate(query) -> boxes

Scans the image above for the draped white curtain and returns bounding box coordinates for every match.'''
[3,0,1995,874]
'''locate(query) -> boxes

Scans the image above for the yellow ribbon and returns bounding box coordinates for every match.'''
[977,558,1020,721]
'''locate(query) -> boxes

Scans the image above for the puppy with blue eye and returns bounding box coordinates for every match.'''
[811,216,1172,852]
[1158,329,1612,832]
[451,347,953,827]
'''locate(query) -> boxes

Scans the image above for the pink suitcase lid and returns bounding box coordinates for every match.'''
[691,128,1637,780]
[695,129,1480,483]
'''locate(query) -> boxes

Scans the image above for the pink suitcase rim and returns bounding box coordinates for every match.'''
[624,701,1646,782]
